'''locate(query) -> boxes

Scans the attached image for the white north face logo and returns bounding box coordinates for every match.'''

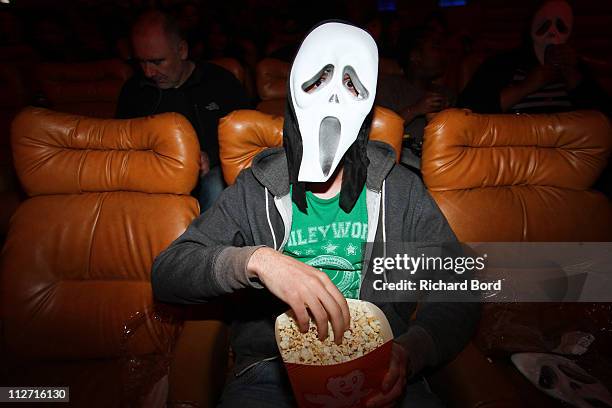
[204,102,220,111]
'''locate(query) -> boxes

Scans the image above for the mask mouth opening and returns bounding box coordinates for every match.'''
[319,116,341,177]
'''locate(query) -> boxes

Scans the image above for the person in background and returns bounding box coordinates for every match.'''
[376,26,454,171]
[116,10,249,212]
[458,0,610,115]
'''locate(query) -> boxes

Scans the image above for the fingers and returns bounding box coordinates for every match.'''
[366,378,405,408]
[382,352,400,392]
[372,379,405,407]
[376,382,400,406]
[550,45,575,62]
[290,300,310,333]
[320,291,346,345]
[319,275,350,332]
[303,293,329,340]
[260,254,350,343]
[310,274,348,344]
[367,344,408,407]
[296,269,348,343]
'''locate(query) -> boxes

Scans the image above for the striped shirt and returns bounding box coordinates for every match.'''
[510,67,573,113]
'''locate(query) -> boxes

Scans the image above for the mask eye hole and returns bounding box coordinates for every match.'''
[556,18,569,34]
[302,64,334,94]
[538,365,558,389]
[536,19,552,36]
[342,66,369,100]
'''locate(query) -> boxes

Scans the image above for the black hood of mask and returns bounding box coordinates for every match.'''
[283,21,373,214]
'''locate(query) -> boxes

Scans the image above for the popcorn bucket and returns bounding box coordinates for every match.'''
[275,299,394,408]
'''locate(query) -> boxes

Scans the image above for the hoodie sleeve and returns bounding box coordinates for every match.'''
[394,177,481,376]
[151,170,265,304]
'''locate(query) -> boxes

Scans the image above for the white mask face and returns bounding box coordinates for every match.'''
[289,22,378,182]
[512,353,612,408]
[531,1,573,64]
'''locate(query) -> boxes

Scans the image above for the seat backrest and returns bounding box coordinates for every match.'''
[35,59,132,118]
[256,98,286,116]
[255,58,289,115]
[219,107,404,185]
[422,108,612,242]
[256,58,290,101]
[1,108,199,405]
[209,57,246,85]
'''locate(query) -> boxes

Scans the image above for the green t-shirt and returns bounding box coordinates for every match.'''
[283,187,368,299]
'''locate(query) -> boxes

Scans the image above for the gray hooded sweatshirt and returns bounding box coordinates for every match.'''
[152,141,480,377]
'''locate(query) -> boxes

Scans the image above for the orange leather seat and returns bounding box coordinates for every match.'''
[255,58,290,116]
[209,57,246,85]
[218,106,404,185]
[1,108,207,407]
[423,109,612,242]
[421,108,612,407]
[34,59,132,118]
[209,57,256,101]
[256,58,290,101]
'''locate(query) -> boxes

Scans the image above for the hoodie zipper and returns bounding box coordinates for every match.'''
[359,183,385,300]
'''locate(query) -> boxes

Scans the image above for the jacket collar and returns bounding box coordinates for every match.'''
[251,147,290,197]
[365,140,396,193]
[250,141,396,197]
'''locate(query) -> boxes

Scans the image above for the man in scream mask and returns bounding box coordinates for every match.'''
[459,0,609,114]
[152,22,479,407]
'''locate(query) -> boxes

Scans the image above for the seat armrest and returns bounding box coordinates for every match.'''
[427,342,523,408]
[167,304,230,408]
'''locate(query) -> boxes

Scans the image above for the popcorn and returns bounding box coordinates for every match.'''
[276,300,385,365]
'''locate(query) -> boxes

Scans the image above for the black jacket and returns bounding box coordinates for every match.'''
[116,62,249,167]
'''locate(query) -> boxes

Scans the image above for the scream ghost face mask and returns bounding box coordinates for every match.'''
[531,0,573,64]
[512,353,612,408]
[289,22,378,182]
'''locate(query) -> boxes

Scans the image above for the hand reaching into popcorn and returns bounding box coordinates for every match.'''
[366,342,411,408]
[248,246,351,345]
[277,299,385,365]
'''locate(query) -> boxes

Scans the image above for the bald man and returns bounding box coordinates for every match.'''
[116,10,249,212]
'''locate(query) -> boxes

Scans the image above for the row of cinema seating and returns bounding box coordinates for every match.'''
[0,56,249,245]
[1,105,611,407]
[0,52,400,243]
[3,48,609,239]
